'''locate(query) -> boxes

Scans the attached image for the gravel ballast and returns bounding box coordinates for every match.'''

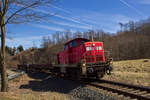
[69,86,120,100]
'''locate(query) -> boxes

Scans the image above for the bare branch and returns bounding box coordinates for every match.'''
[5,1,40,25]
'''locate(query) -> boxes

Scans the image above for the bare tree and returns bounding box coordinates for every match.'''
[0,0,56,92]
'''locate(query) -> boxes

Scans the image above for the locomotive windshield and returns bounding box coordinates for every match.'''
[86,47,92,51]
[97,46,102,50]
[86,46,102,51]
[70,40,78,47]
[81,40,86,44]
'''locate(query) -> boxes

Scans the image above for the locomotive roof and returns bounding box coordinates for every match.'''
[64,38,90,45]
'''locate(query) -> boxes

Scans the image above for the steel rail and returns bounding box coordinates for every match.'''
[85,79,150,100]
[95,79,150,92]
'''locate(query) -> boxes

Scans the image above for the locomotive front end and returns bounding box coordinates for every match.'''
[82,42,113,78]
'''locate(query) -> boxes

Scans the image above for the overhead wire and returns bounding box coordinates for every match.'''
[119,0,144,16]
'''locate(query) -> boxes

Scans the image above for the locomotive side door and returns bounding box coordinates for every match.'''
[68,46,72,64]
[57,54,60,64]
[68,40,79,64]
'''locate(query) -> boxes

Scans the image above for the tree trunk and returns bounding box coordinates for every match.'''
[0,17,8,92]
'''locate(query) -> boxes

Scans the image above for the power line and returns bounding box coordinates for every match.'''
[15,3,92,30]
[119,0,144,16]
[49,4,95,27]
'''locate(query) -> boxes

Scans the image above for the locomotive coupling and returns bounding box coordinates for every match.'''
[107,66,113,75]
[87,68,94,73]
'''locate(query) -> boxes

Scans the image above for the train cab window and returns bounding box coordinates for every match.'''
[70,40,78,47]
[69,42,72,47]
[63,45,67,51]
[86,47,92,51]
[97,46,102,50]
[81,40,86,44]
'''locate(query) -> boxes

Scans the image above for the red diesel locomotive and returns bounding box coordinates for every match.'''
[53,38,113,79]
[18,38,112,79]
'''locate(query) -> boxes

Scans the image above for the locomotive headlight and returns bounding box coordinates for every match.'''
[92,43,95,46]
[82,63,86,67]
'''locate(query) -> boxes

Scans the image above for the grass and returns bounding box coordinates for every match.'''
[0,97,17,100]
[19,92,71,100]
[0,74,73,100]
[103,59,150,86]
[0,93,71,100]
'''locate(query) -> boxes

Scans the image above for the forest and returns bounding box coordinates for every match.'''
[7,17,150,65]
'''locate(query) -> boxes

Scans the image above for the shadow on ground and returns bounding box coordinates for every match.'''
[20,72,85,94]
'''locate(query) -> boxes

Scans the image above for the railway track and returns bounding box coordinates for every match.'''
[48,72,150,99]
[84,79,150,100]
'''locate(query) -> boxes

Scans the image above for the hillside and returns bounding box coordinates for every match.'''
[7,48,37,68]
[103,59,150,87]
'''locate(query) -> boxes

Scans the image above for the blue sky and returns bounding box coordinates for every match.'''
[6,0,150,49]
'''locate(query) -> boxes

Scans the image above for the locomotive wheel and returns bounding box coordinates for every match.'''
[96,72,104,79]
[76,70,81,80]
[70,69,81,80]
[64,73,69,78]
[70,70,76,79]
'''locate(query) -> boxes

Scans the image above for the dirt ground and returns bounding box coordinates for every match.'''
[103,59,150,87]
[0,72,76,100]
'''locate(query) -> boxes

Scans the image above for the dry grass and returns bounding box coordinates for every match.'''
[0,74,73,100]
[0,92,71,100]
[103,59,150,87]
